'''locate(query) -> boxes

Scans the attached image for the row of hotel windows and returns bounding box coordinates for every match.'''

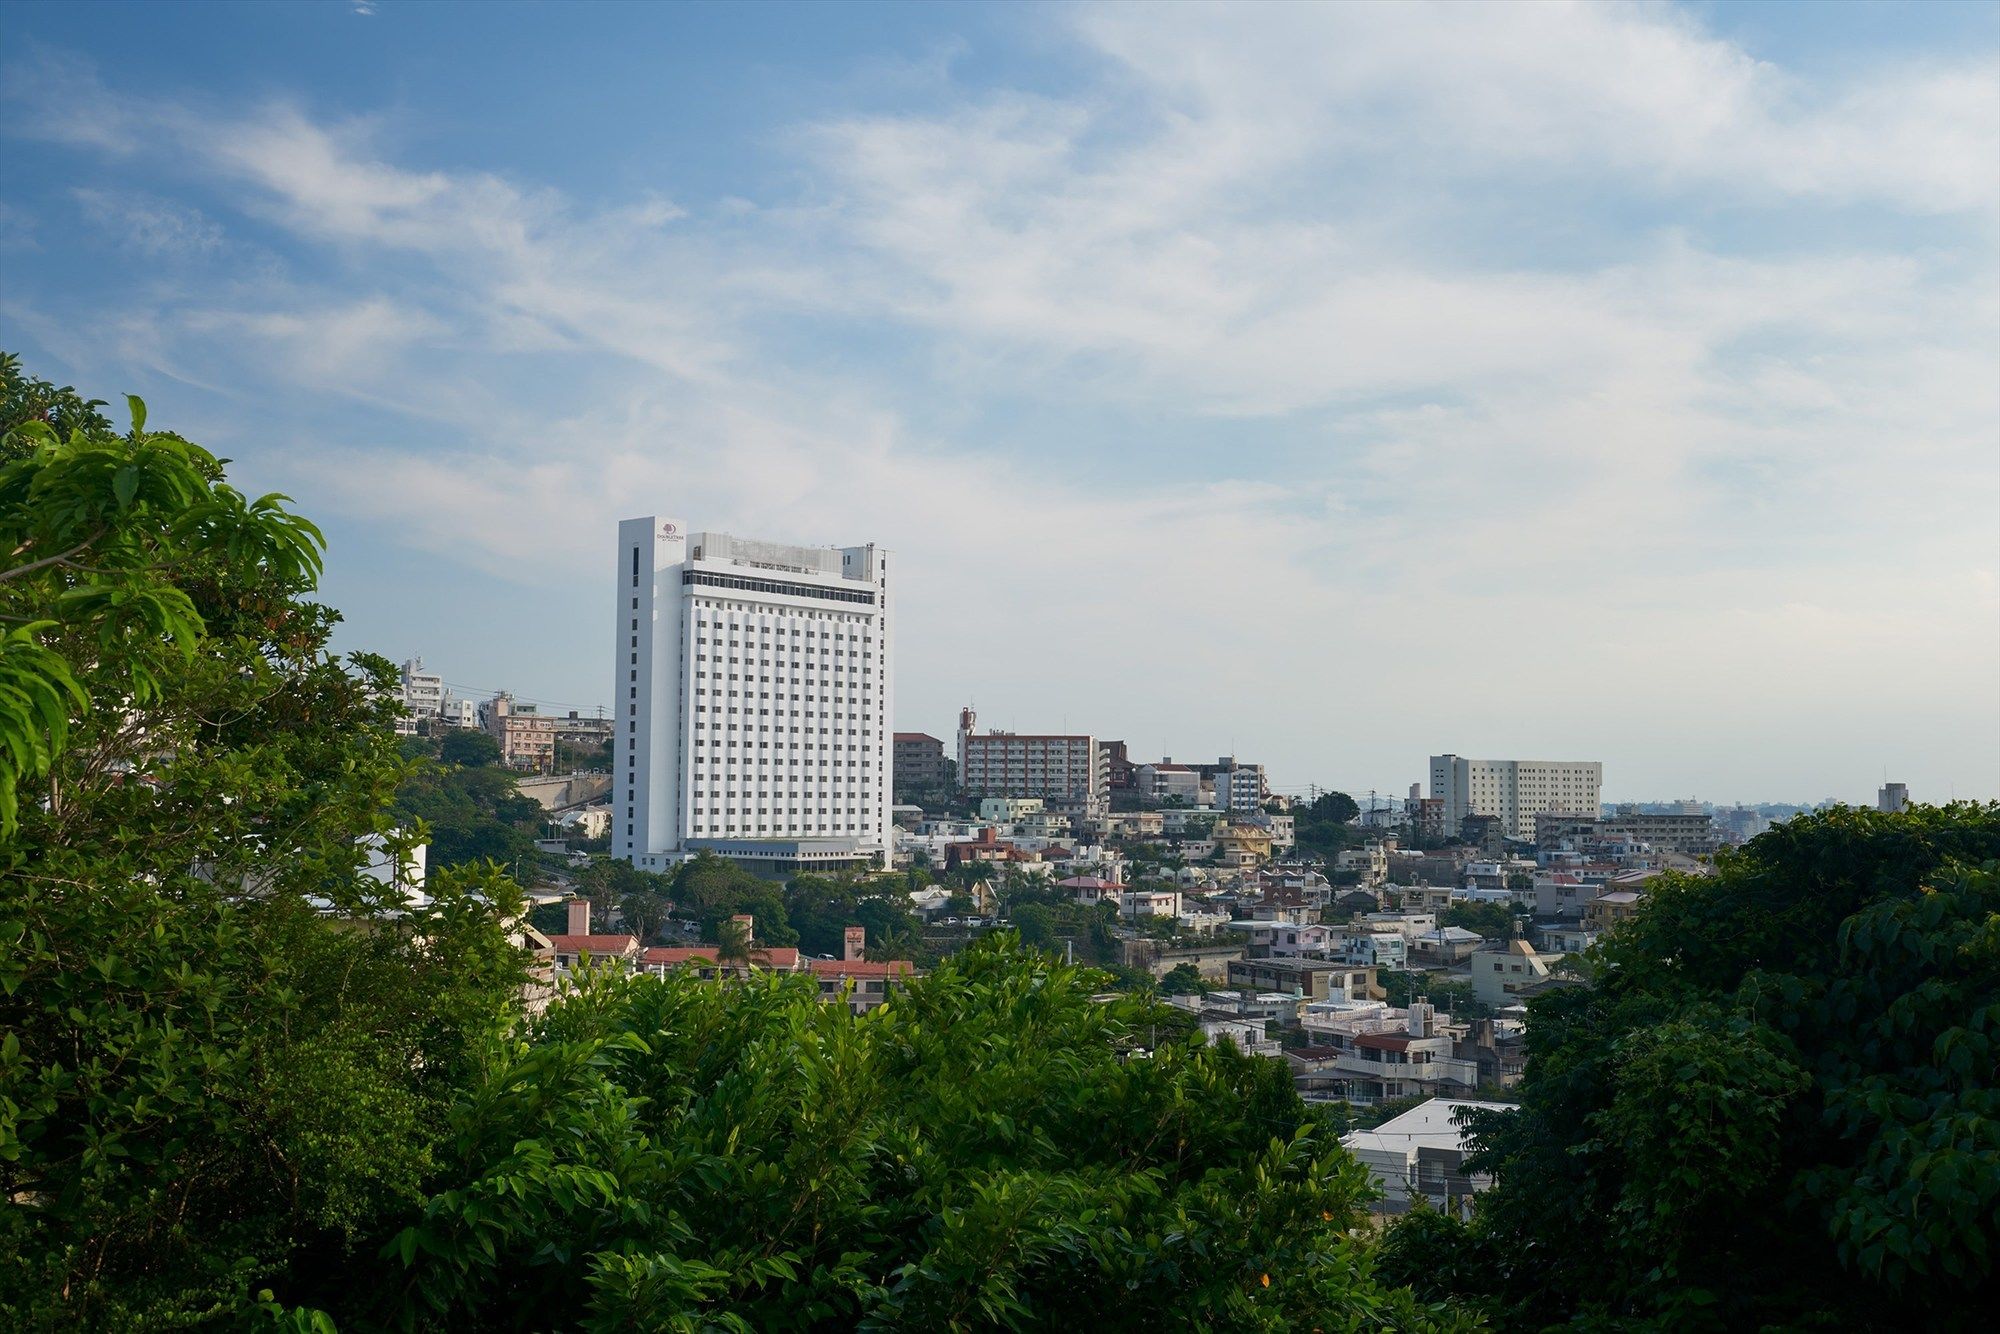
[681,570,878,605]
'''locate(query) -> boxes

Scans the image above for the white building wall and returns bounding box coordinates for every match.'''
[615,517,891,870]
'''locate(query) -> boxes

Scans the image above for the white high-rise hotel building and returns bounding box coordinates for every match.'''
[614,518,892,873]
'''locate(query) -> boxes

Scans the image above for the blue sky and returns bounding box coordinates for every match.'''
[4,0,1997,803]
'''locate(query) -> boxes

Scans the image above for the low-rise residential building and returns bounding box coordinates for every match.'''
[1412,925,1485,965]
[1337,930,1407,969]
[1337,844,1390,887]
[1102,809,1167,840]
[1178,989,1305,1026]
[1119,888,1182,919]
[1227,956,1377,1005]
[1535,809,1719,857]
[1227,920,1336,959]
[1195,1013,1282,1057]
[979,796,1046,823]
[484,692,557,771]
[1471,938,1561,1011]
[1137,761,1205,804]
[1291,1003,1479,1107]
[1212,822,1275,868]
[1584,889,1646,930]
[1343,1098,1515,1216]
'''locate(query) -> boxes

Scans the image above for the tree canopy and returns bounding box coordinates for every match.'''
[379,938,1473,1332]
[0,356,531,1327]
[1399,803,2000,1330]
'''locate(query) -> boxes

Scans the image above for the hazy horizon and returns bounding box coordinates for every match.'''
[5,0,1996,805]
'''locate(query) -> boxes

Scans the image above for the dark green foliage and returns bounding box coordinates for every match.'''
[0,358,531,1329]
[671,850,799,946]
[1295,791,1365,857]
[1429,804,2000,1330]
[783,871,927,960]
[1439,900,1518,941]
[1161,962,1210,994]
[437,728,502,767]
[393,762,545,868]
[1309,791,1361,824]
[378,939,1474,1332]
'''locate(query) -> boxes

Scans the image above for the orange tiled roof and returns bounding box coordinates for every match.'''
[808,959,916,980]
[548,934,640,955]
[640,945,802,970]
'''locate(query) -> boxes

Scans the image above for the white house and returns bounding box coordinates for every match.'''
[1343,1098,1515,1216]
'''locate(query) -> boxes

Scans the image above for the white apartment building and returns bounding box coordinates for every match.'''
[396,657,445,735]
[957,707,1107,807]
[1216,760,1268,812]
[1878,782,1909,814]
[615,519,892,873]
[1429,753,1603,841]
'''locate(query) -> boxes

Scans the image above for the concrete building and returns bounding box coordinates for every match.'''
[614,519,892,872]
[1471,938,1561,1012]
[1343,1098,1515,1217]
[1101,739,1137,791]
[1878,782,1910,814]
[1136,760,1203,804]
[396,657,445,736]
[957,707,1106,807]
[892,732,952,799]
[437,696,478,728]
[1197,757,1269,812]
[1430,754,1603,841]
[554,710,614,750]
[1534,809,1718,857]
[485,692,557,771]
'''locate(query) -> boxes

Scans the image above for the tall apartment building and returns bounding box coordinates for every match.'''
[956,707,1107,808]
[1429,753,1603,841]
[892,732,952,799]
[615,519,892,873]
[1878,782,1909,814]
[1200,756,1268,812]
[396,657,445,735]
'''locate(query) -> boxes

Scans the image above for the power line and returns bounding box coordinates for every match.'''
[434,679,609,715]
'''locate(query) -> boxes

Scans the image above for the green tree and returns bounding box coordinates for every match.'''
[381,938,1475,1332]
[671,851,797,946]
[1439,900,1518,940]
[1160,962,1210,995]
[1427,804,2000,1330]
[0,361,529,1328]
[438,727,502,767]
[711,915,753,970]
[393,762,544,868]
[1309,791,1361,824]
[620,889,671,945]
[0,370,322,834]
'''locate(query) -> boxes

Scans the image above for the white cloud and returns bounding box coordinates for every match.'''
[5,2,1996,799]
[74,188,223,256]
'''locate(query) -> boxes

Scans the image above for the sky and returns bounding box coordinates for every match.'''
[3,0,1997,806]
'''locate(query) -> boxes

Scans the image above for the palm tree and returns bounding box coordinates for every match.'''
[712,916,753,975]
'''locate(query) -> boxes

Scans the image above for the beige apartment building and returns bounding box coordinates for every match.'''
[485,692,557,771]
[1430,754,1602,841]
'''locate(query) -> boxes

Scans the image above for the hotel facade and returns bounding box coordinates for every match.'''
[615,518,892,872]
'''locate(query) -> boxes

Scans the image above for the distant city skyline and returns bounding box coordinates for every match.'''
[4,1,1996,803]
